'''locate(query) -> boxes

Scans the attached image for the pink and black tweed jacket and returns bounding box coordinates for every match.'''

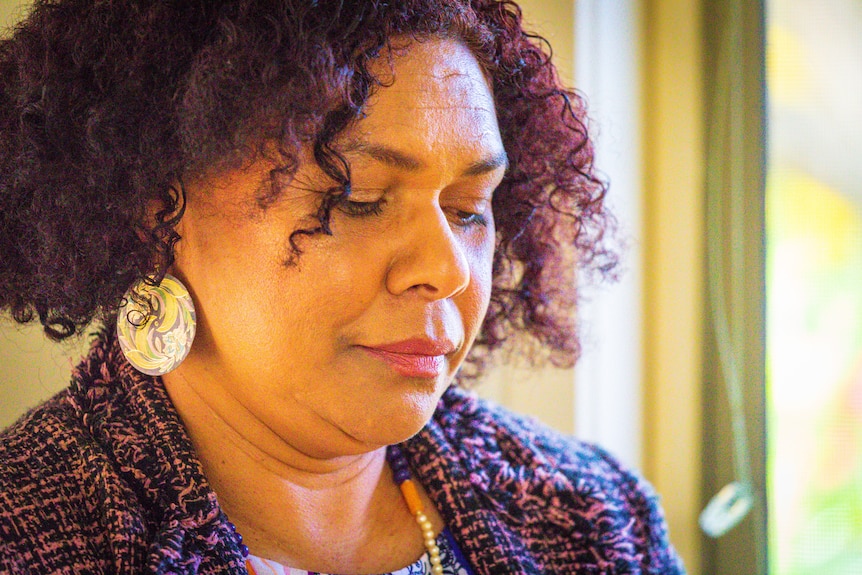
[0,333,685,574]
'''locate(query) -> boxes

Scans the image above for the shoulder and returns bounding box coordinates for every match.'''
[430,386,643,489]
[0,391,105,573]
[0,390,83,502]
[418,386,685,573]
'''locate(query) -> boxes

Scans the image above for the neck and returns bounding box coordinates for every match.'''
[161,367,436,572]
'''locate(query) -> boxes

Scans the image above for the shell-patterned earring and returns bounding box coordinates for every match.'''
[116,273,196,376]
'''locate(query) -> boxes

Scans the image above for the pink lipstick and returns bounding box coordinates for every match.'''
[361,338,455,378]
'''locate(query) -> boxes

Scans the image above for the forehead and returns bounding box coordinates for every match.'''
[345,38,501,156]
[373,37,493,101]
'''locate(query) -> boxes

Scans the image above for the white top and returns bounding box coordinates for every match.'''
[244,529,472,575]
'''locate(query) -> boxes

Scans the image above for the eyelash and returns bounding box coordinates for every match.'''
[337,197,488,228]
[455,211,488,228]
[338,197,385,218]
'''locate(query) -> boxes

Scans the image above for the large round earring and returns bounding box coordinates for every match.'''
[116,273,196,376]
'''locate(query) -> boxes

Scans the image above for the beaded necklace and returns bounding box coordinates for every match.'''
[225,445,448,574]
[386,444,445,574]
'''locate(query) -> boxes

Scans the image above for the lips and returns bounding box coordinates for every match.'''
[360,338,456,378]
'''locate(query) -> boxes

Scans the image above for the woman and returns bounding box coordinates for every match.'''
[0,1,685,574]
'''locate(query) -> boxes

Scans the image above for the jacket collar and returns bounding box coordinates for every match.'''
[69,331,246,574]
[406,387,554,575]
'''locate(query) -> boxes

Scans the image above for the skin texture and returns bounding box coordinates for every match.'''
[161,38,506,572]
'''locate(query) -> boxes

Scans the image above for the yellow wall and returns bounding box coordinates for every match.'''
[518,0,575,85]
[642,0,705,571]
[0,0,25,28]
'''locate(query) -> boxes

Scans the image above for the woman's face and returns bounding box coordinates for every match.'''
[170,38,506,458]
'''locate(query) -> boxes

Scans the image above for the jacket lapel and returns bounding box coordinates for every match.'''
[406,395,544,575]
[70,333,247,574]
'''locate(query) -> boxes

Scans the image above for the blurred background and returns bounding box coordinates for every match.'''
[2,1,860,573]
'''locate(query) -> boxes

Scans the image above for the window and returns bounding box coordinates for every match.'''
[766,0,862,572]
[703,0,862,572]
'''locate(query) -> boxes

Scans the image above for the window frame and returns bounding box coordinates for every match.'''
[700,0,769,573]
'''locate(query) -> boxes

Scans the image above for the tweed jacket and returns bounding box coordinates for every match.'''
[0,334,685,574]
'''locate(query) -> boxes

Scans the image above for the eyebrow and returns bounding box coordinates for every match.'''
[341,141,509,177]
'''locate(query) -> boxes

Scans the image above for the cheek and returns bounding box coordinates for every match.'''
[309,236,384,307]
[464,233,496,333]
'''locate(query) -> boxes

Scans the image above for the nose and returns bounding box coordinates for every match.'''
[386,205,471,300]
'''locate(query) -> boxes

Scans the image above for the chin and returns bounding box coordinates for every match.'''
[344,391,443,450]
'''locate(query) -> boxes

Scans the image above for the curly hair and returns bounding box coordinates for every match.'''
[0,0,615,373]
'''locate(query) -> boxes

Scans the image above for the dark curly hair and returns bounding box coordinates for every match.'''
[0,0,615,373]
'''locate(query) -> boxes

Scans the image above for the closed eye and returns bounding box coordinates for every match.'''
[453,210,488,228]
[337,197,386,217]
